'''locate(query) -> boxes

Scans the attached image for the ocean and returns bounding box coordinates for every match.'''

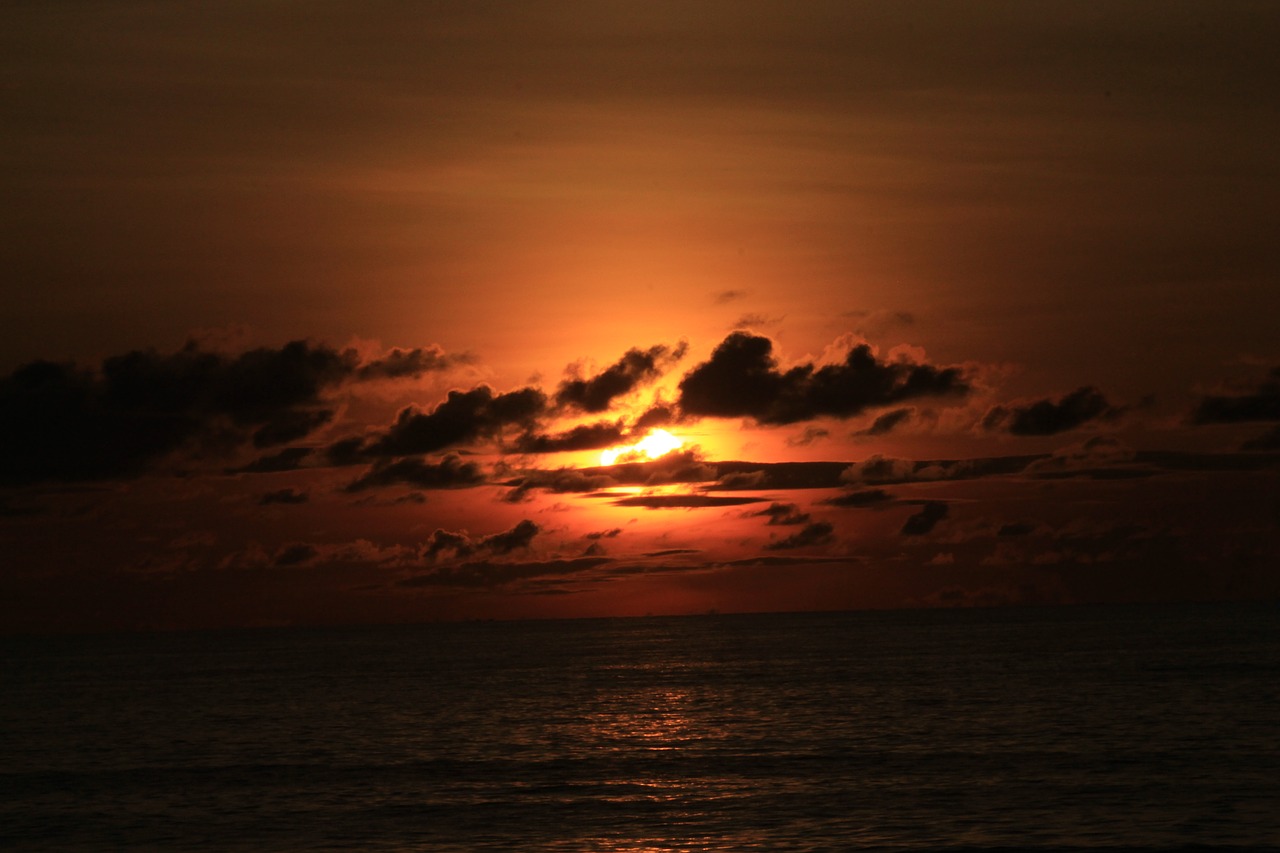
[2,602,1277,851]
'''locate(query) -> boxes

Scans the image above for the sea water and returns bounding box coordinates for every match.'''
[2,602,1277,851]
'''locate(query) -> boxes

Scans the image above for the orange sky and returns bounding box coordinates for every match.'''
[2,2,1279,632]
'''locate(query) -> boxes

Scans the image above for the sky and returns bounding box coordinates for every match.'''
[2,1,1278,632]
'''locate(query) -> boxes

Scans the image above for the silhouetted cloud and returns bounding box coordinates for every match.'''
[400,556,610,588]
[677,332,968,424]
[632,403,680,430]
[251,409,334,448]
[611,494,765,508]
[765,521,835,550]
[1242,425,1280,451]
[514,421,627,453]
[273,543,319,567]
[584,450,717,486]
[555,343,686,413]
[422,519,540,562]
[355,345,471,380]
[998,521,1036,537]
[233,446,314,474]
[750,502,811,525]
[1191,368,1280,424]
[820,488,893,507]
[259,488,308,505]
[0,339,465,484]
[344,454,485,492]
[500,468,616,502]
[714,289,748,304]
[857,407,912,436]
[901,502,948,536]
[786,426,830,447]
[983,386,1121,436]
[366,385,546,456]
[585,528,623,540]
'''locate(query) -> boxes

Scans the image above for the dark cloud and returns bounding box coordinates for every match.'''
[857,407,912,436]
[786,426,830,447]
[983,386,1121,436]
[585,450,717,486]
[714,289,748,304]
[901,502,948,536]
[324,437,367,467]
[820,488,893,507]
[355,345,471,380]
[585,528,623,540]
[400,556,610,589]
[367,385,546,457]
[840,454,1043,485]
[273,543,319,567]
[0,339,465,484]
[259,488,308,505]
[750,502,811,526]
[710,461,849,491]
[422,519,541,562]
[500,468,616,502]
[232,446,314,474]
[482,519,541,554]
[998,521,1036,537]
[677,332,968,424]
[555,343,686,413]
[1191,368,1280,424]
[344,454,484,492]
[632,403,680,431]
[514,421,627,454]
[644,548,701,557]
[251,409,334,448]
[611,494,765,508]
[1242,425,1280,451]
[765,521,835,550]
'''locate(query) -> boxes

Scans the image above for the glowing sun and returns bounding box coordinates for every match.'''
[600,429,683,466]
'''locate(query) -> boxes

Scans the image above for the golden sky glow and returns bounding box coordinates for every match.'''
[1,2,1279,632]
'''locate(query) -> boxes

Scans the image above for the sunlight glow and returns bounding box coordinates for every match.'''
[600,429,683,466]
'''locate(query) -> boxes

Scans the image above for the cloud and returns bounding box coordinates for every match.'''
[400,556,610,589]
[786,426,830,447]
[422,519,540,562]
[677,332,968,424]
[901,502,948,536]
[273,543,319,567]
[232,446,314,474]
[998,521,1036,537]
[765,521,835,550]
[585,450,717,486]
[710,461,849,490]
[820,488,893,507]
[714,289,748,304]
[611,494,766,508]
[259,488,308,505]
[983,386,1122,436]
[585,528,623,540]
[514,421,628,453]
[750,502,811,526]
[1242,425,1280,451]
[251,409,334,448]
[344,454,485,492]
[856,407,912,436]
[0,339,465,484]
[500,468,617,502]
[354,345,472,380]
[1191,368,1280,424]
[555,343,686,413]
[366,385,546,456]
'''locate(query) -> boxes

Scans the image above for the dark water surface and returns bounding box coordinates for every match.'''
[2,603,1278,851]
